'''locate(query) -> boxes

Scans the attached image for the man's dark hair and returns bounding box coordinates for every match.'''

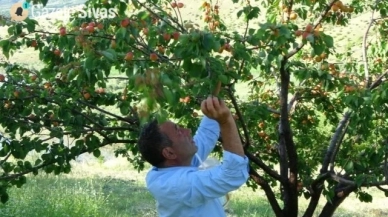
[137,119,173,167]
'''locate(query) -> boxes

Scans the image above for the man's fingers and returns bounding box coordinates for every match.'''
[218,99,226,108]
[206,96,215,113]
[201,100,208,115]
[212,96,220,111]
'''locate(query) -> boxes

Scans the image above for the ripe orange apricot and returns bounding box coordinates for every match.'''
[150,53,158,62]
[290,13,298,20]
[125,52,134,61]
[305,24,314,33]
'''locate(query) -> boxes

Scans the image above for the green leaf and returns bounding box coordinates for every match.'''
[63,165,71,174]
[0,40,11,59]
[358,191,373,203]
[323,34,334,48]
[84,56,95,70]
[312,43,324,56]
[41,0,48,6]
[162,87,174,104]
[93,149,101,158]
[24,18,36,33]
[131,0,140,9]
[246,7,260,20]
[1,193,9,204]
[7,26,14,36]
[237,10,243,18]
[219,74,228,84]
[202,33,214,52]
[119,1,127,15]
[344,161,354,172]
[115,27,127,41]
[100,49,116,62]
[119,101,130,115]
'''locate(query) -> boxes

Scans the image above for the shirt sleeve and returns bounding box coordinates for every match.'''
[181,151,249,208]
[191,115,220,167]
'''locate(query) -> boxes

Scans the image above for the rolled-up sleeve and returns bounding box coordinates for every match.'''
[181,151,249,207]
[191,116,220,167]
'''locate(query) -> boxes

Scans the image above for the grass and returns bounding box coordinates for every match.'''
[0,175,156,217]
[1,149,387,217]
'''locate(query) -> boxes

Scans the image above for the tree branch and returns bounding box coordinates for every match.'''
[225,87,251,149]
[370,70,388,90]
[0,152,11,167]
[286,0,338,59]
[329,116,351,172]
[106,76,129,80]
[134,0,185,33]
[330,173,388,187]
[320,111,352,173]
[279,57,298,215]
[287,80,307,113]
[249,168,282,217]
[303,172,331,217]
[71,109,103,129]
[168,0,185,32]
[362,0,381,88]
[76,99,135,124]
[376,185,388,194]
[318,184,357,217]
[246,152,283,182]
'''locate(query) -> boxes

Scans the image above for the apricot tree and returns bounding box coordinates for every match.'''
[0,0,388,216]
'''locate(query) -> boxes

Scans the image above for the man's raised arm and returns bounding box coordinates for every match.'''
[201,97,244,157]
[178,96,249,207]
[191,116,220,167]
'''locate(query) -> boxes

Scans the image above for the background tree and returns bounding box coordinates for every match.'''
[0,0,387,216]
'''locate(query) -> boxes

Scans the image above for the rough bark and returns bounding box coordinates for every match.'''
[279,58,298,216]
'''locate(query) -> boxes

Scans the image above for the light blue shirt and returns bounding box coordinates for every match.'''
[146,116,250,217]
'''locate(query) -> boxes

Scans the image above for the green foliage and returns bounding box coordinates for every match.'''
[0,0,388,216]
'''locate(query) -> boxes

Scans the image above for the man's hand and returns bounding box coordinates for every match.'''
[201,96,244,157]
[201,96,232,125]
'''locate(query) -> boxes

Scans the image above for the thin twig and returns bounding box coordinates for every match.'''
[362,0,381,88]
[225,87,251,149]
[134,0,184,33]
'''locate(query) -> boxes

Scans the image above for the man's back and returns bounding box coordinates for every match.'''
[146,166,227,217]
[146,150,249,217]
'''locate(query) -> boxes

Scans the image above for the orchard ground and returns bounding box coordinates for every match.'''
[0,0,387,216]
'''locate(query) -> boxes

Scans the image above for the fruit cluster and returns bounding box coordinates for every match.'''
[201,1,220,31]
[295,23,322,40]
[330,1,354,13]
[279,3,298,21]
[171,2,184,9]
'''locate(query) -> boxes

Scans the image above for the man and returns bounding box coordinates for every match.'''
[137,96,249,217]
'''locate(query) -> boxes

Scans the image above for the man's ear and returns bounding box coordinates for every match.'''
[162,147,176,160]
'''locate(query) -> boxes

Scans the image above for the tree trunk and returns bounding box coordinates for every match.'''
[318,185,356,217]
[318,196,345,217]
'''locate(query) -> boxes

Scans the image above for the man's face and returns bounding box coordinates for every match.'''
[159,121,197,163]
